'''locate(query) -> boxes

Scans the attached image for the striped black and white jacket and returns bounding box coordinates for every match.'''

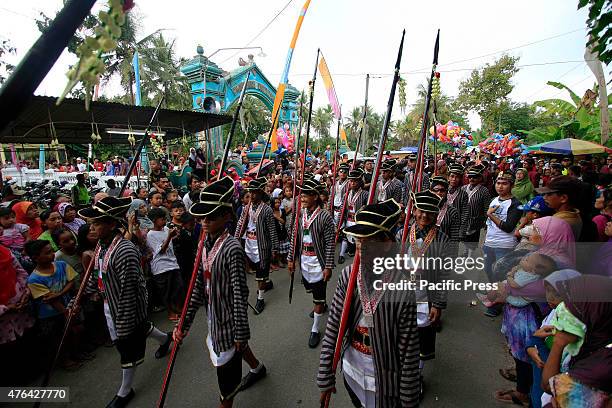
[288,207,335,271]
[318,265,421,407]
[342,189,368,221]
[377,177,403,204]
[182,233,250,354]
[447,186,469,240]
[234,201,279,270]
[461,184,492,235]
[402,171,431,206]
[332,179,349,209]
[437,199,461,257]
[84,238,148,339]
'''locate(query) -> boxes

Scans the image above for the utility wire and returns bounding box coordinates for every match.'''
[219,0,294,65]
[525,62,585,100]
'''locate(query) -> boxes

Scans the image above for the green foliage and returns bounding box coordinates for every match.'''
[457,54,520,132]
[311,105,333,138]
[224,96,271,149]
[0,39,16,84]
[578,0,612,64]
[523,81,609,145]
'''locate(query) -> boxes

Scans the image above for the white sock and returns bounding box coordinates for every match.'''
[257,290,265,300]
[118,367,136,397]
[312,312,322,333]
[250,362,263,374]
[339,241,348,257]
[148,326,169,344]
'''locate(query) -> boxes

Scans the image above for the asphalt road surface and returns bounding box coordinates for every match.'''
[32,253,515,408]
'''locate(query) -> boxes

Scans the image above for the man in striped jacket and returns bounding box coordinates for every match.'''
[175,176,265,407]
[376,159,403,204]
[332,163,350,225]
[318,199,421,407]
[430,176,462,256]
[78,197,173,408]
[403,154,430,206]
[461,164,492,256]
[338,168,369,264]
[234,177,279,314]
[446,164,469,241]
[288,178,336,348]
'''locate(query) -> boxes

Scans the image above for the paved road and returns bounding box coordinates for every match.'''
[36,254,515,408]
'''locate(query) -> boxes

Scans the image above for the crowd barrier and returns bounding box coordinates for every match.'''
[1,167,149,191]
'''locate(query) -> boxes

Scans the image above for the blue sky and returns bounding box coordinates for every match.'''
[0,0,600,130]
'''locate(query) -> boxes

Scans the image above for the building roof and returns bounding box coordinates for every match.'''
[0,95,232,145]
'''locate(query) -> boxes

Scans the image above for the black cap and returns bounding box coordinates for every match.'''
[411,190,441,213]
[430,176,449,188]
[535,175,580,195]
[381,159,397,172]
[189,176,235,217]
[343,199,401,238]
[78,196,133,226]
[246,177,267,191]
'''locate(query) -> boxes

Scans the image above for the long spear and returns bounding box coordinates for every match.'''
[156,71,253,407]
[323,30,405,408]
[217,71,251,180]
[35,96,165,407]
[289,48,320,304]
[400,30,440,254]
[334,74,369,244]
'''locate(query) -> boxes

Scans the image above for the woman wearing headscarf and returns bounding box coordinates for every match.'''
[12,201,42,239]
[532,216,576,269]
[0,246,35,384]
[512,168,535,204]
[541,275,612,407]
[105,160,114,176]
[57,203,85,236]
[128,199,154,231]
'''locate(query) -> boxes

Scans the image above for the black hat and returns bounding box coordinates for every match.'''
[535,175,580,195]
[381,159,397,172]
[411,190,441,213]
[348,168,364,180]
[78,196,133,226]
[467,164,485,177]
[298,178,321,195]
[496,171,515,183]
[343,199,402,238]
[189,176,235,217]
[430,175,449,188]
[338,163,350,173]
[317,182,328,194]
[303,172,316,181]
[246,177,267,191]
[448,164,464,175]
[408,154,417,161]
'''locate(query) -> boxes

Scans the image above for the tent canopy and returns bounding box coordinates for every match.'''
[527,138,612,155]
[0,96,232,145]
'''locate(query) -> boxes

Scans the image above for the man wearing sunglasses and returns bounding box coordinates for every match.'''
[461,164,492,257]
[430,176,461,256]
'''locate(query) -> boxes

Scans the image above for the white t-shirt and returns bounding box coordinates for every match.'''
[146,227,180,275]
[244,217,259,264]
[182,192,193,211]
[485,197,518,249]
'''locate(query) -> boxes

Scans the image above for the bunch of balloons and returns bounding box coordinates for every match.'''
[275,123,295,152]
[478,133,528,156]
[429,121,473,148]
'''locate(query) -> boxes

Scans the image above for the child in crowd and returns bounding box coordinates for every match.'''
[281,186,293,215]
[0,207,30,254]
[52,228,84,277]
[479,253,556,307]
[149,191,165,211]
[146,208,182,320]
[165,190,179,210]
[168,201,185,228]
[25,240,90,370]
[514,196,552,251]
[37,210,63,252]
[56,203,86,236]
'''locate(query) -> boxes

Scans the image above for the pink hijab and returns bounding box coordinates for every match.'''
[533,216,576,268]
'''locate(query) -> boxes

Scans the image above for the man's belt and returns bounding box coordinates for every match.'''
[302,244,316,257]
[351,326,372,355]
[247,230,257,240]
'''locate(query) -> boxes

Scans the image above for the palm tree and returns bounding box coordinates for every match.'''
[345,106,363,139]
[311,105,333,138]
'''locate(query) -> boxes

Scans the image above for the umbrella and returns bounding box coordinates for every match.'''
[527,138,612,155]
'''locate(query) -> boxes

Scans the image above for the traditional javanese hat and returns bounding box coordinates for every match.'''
[298,178,321,195]
[338,163,350,173]
[343,199,401,238]
[78,196,132,226]
[430,175,449,189]
[189,176,235,217]
[348,168,365,180]
[408,154,418,161]
[411,190,441,213]
[246,176,267,191]
[381,159,397,172]
[303,172,316,181]
[448,164,465,175]
[496,171,515,183]
[467,164,485,177]
[317,182,328,194]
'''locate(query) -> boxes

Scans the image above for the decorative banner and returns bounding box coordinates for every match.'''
[39,144,45,174]
[270,0,312,152]
[318,54,341,119]
[319,53,350,149]
[133,50,142,107]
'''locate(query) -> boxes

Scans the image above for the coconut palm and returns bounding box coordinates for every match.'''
[311,105,333,138]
